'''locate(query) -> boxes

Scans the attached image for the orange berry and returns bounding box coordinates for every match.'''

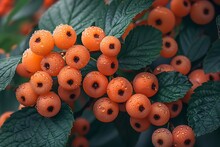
[126,94,151,119]
[16,63,34,78]
[0,111,13,127]
[57,66,82,90]
[170,55,191,75]
[152,0,169,7]
[20,22,33,35]
[206,72,220,81]
[36,92,61,117]
[30,71,53,95]
[172,125,195,147]
[40,52,65,76]
[72,118,90,135]
[93,97,119,122]
[43,0,55,8]
[148,102,170,126]
[83,71,108,98]
[133,72,159,97]
[100,36,121,57]
[72,136,89,147]
[58,86,80,103]
[160,36,178,58]
[97,54,119,76]
[29,30,54,56]
[148,7,175,34]
[190,0,215,25]
[122,23,135,40]
[153,64,175,75]
[130,117,151,132]
[213,0,220,5]
[165,99,183,118]
[22,48,43,73]
[16,82,38,106]
[170,0,191,17]
[81,26,105,51]
[0,48,5,54]
[107,77,133,103]
[53,24,77,50]
[66,45,90,69]
[188,69,208,84]
[152,128,173,147]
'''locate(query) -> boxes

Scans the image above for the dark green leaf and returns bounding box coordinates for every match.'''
[0,103,74,147]
[217,15,220,39]
[81,59,97,76]
[152,72,192,102]
[187,82,220,136]
[118,26,162,70]
[39,0,105,34]
[203,39,220,73]
[179,26,211,62]
[0,56,21,91]
[96,0,153,37]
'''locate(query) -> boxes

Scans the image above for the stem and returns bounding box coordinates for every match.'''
[90,57,97,62]
[74,98,94,119]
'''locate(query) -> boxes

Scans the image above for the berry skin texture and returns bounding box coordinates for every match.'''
[66,45,90,69]
[41,52,65,76]
[36,92,61,117]
[152,0,169,7]
[165,99,183,118]
[130,117,151,132]
[16,82,38,106]
[148,102,170,126]
[0,112,13,127]
[122,23,135,40]
[16,63,34,78]
[100,36,121,57]
[53,24,77,50]
[133,72,159,97]
[81,26,106,51]
[97,54,119,76]
[206,72,220,81]
[57,66,82,90]
[107,77,133,103]
[72,118,90,136]
[170,55,191,75]
[172,125,196,147]
[152,128,173,147]
[22,48,43,73]
[213,0,220,5]
[72,136,89,147]
[188,69,208,84]
[190,0,215,25]
[58,86,80,103]
[148,7,175,34]
[153,64,175,75]
[30,71,53,95]
[83,71,108,98]
[160,36,178,58]
[29,30,54,56]
[126,94,151,119]
[170,0,191,17]
[93,97,119,123]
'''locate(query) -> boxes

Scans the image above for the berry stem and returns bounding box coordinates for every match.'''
[74,98,95,119]
[90,57,97,62]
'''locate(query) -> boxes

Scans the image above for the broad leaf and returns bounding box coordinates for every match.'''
[81,59,97,76]
[0,56,21,91]
[118,26,162,70]
[187,82,220,136]
[152,72,192,102]
[203,39,220,73]
[0,103,74,147]
[39,0,105,34]
[96,0,153,37]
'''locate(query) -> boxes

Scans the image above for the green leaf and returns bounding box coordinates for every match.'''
[39,0,105,34]
[0,103,74,147]
[118,26,162,70]
[187,82,220,136]
[179,26,211,62]
[81,59,97,76]
[217,15,220,39]
[152,72,192,103]
[0,56,21,91]
[203,39,220,73]
[96,0,153,37]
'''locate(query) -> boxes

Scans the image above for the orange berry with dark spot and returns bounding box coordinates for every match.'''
[165,99,183,118]
[206,72,220,81]
[72,118,90,135]
[130,117,151,132]
[170,0,191,17]
[170,55,191,75]
[72,136,89,147]
[188,69,208,84]
[58,86,80,103]
[160,36,178,58]
[100,36,121,57]
[16,63,34,78]
[153,64,175,75]
[0,111,13,127]
[152,128,173,147]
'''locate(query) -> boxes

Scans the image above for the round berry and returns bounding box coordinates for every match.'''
[152,128,173,147]
[36,92,61,117]
[16,82,38,106]
[126,94,151,119]
[188,69,208,84]
[83,71,108,98]
[152,0,169,7]
[206,72,220,81]
[153,64,175,75]
[93,97,119,122]
[148,102,170,126]
[130,117,151,132]
[72,136,89,147]
[107,77,133,103]
[170,0,191,17]
[29,30,54,56]
[57,66,82,90]
[170,55,191,75]
[58,86,80,103]
[81,26,105,51]
[160,36,178,58]
[16,63,34,78]
[100,36,121,57]
[72,118,90,135]
[133,72,159,97]
[165,99,183,118]
[66,45,90,69]
[0,112,13,127]
[213,0,220,5]
[30,71,53,95]
[53,24,77,50]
